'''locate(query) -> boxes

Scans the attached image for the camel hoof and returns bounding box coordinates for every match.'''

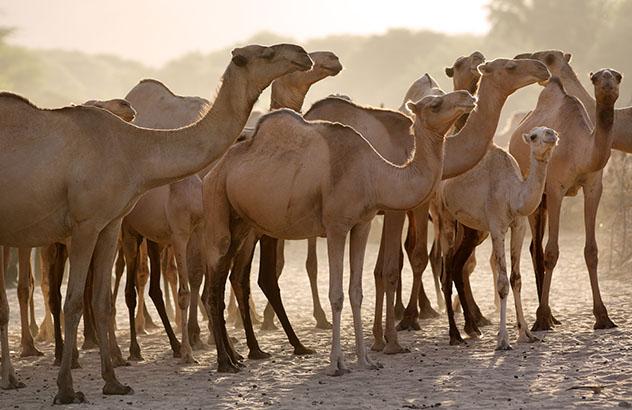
[383,342,410,355]
[248,349,272,360]
[594,317,617,329]
[518,333,541,344]
[53,357,61,367]
[464,322,482,338]
[112,354,130,368]
[531,318,553,332]
[20,345,44,357]
[326,367,351,377]
[552,315,562,325]
[0,375,25,390]
[127,353,144,362]
[172,341,182,358]
[260,320,278,331]
[371,339,386,352]
[293,345,315,355]
[191,340,209,351]
[180,353,198,365]
[217,362,241,373]
[397,316,421,332]
[449,333,466,346]
[71,359,81,369]
[54,390,86,404]
[315,319,332,330]
[103,381,134,396]
[495,341,513,351]
[476,315,493,327]
[81,339,99,350]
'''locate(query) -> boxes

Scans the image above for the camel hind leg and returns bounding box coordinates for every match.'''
[306,237,330,329]
[510,218,539,343]
[17,247,42,357]
[0,247,25,390]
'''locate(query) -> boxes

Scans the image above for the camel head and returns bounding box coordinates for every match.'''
[514,50,573,78]
[231,43,313,91]
[478,58,550,94]
[445,51,485,93]
[406,90,477,136]
[309,51,343,78]
[590,68,622,105]
[83,98,136,122]
[522,126,559,162]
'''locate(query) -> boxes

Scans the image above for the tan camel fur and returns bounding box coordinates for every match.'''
[202,90,476,375]
[508,68,621,331]
[440,127,558,347]
[0,44,312,402]
[371,57,550,352]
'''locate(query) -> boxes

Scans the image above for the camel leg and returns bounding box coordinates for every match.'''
[261,238,278,331]
[53,223,100,404]
[162,248,179,324]
[510,219,539,343]
[583,180,616,329]
[371,227,387,352]
[306,237,330,329]
[146,240,181,357]
[121,229,143,361]
[90,218,133,397]
[17,247,42,357]
[81,265,99,350]
[395,250,405,321]
[461,232,492,327]
[325,229,350,376]
[429,238,445,311]
[349,222,381,370]
[0,247,25,390]
[381,211,408,354]
[134,241,149,335]
[532,192,562,331]
[226,287,241,328]
[28,260,38,338]
[36,247,55,343]
[489,230,511,351]
[185,231,207,351]
[111,246,125,331]
[442,244,464,345]
[528,196,547,304]
[451,227,481,339]
[231,233,269,360]
[258,235,313,355]
[172,235,196,364]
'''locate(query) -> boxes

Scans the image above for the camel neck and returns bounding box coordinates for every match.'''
[587,95,616,172]
[452,81,480,133]
[612,108,632,153]
[441,78,506,179]
[513,152,550,216]
[560,66,597,124]
[133,65,260,189]
[375,124,444,211]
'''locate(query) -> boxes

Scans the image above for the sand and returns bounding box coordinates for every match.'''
[2,233,631,409]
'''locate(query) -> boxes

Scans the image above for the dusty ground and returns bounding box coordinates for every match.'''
[2,232,632,409]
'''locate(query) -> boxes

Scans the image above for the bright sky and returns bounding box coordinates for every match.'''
[2,0,490,67]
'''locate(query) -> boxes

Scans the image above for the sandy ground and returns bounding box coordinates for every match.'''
[2,231,632,409]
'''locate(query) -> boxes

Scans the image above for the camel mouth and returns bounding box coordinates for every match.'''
[323,65,343,75]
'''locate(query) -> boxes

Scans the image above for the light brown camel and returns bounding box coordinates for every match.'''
[371,57,550,352]
[36,98,138,346]
[439,126,558,347]
[0,44,312,401]
[396,51,486,333]
[121,51,340,364]
[202,90,476,374]
[508,68,621,331]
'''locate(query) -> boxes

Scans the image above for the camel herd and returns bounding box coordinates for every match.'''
[0,42,625,403]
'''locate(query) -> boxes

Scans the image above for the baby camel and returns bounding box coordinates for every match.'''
[202,90,476,375]
[439,127,558,348]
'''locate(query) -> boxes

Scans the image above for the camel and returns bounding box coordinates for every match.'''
[508,67,622,331]
[371,57,550,352]
[396,52,486,333]
[120,51,340,364]
[0,43,312,401]
[439,126,558,347]
[202,89,476,374]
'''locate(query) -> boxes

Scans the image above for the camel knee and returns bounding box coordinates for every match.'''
[496,274,510,299]
[329,290,344,313]
[543,246,559,271]
[177,287,191,310]
[0,302,8,327]
[17,280,29,303]
[148,282,163,302]
[510,271,521,291]
[124,286,137,308]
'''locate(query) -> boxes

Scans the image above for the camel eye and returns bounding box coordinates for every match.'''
[530,134,537,141]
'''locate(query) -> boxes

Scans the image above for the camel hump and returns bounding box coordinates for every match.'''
[0,92,39,109]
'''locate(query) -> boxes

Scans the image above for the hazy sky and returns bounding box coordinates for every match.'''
[1,0,490,67]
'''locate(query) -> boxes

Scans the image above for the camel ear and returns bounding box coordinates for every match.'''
[544,53,556,66]
[613,70,623,83]
[564,53,572,63]
[261,47,275,60]
[514,53,531,60]
[522,132,536,144]
[445,67,454,78]
[589,72,596,83]
[406,101,418,113]
[231,48,249,67]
